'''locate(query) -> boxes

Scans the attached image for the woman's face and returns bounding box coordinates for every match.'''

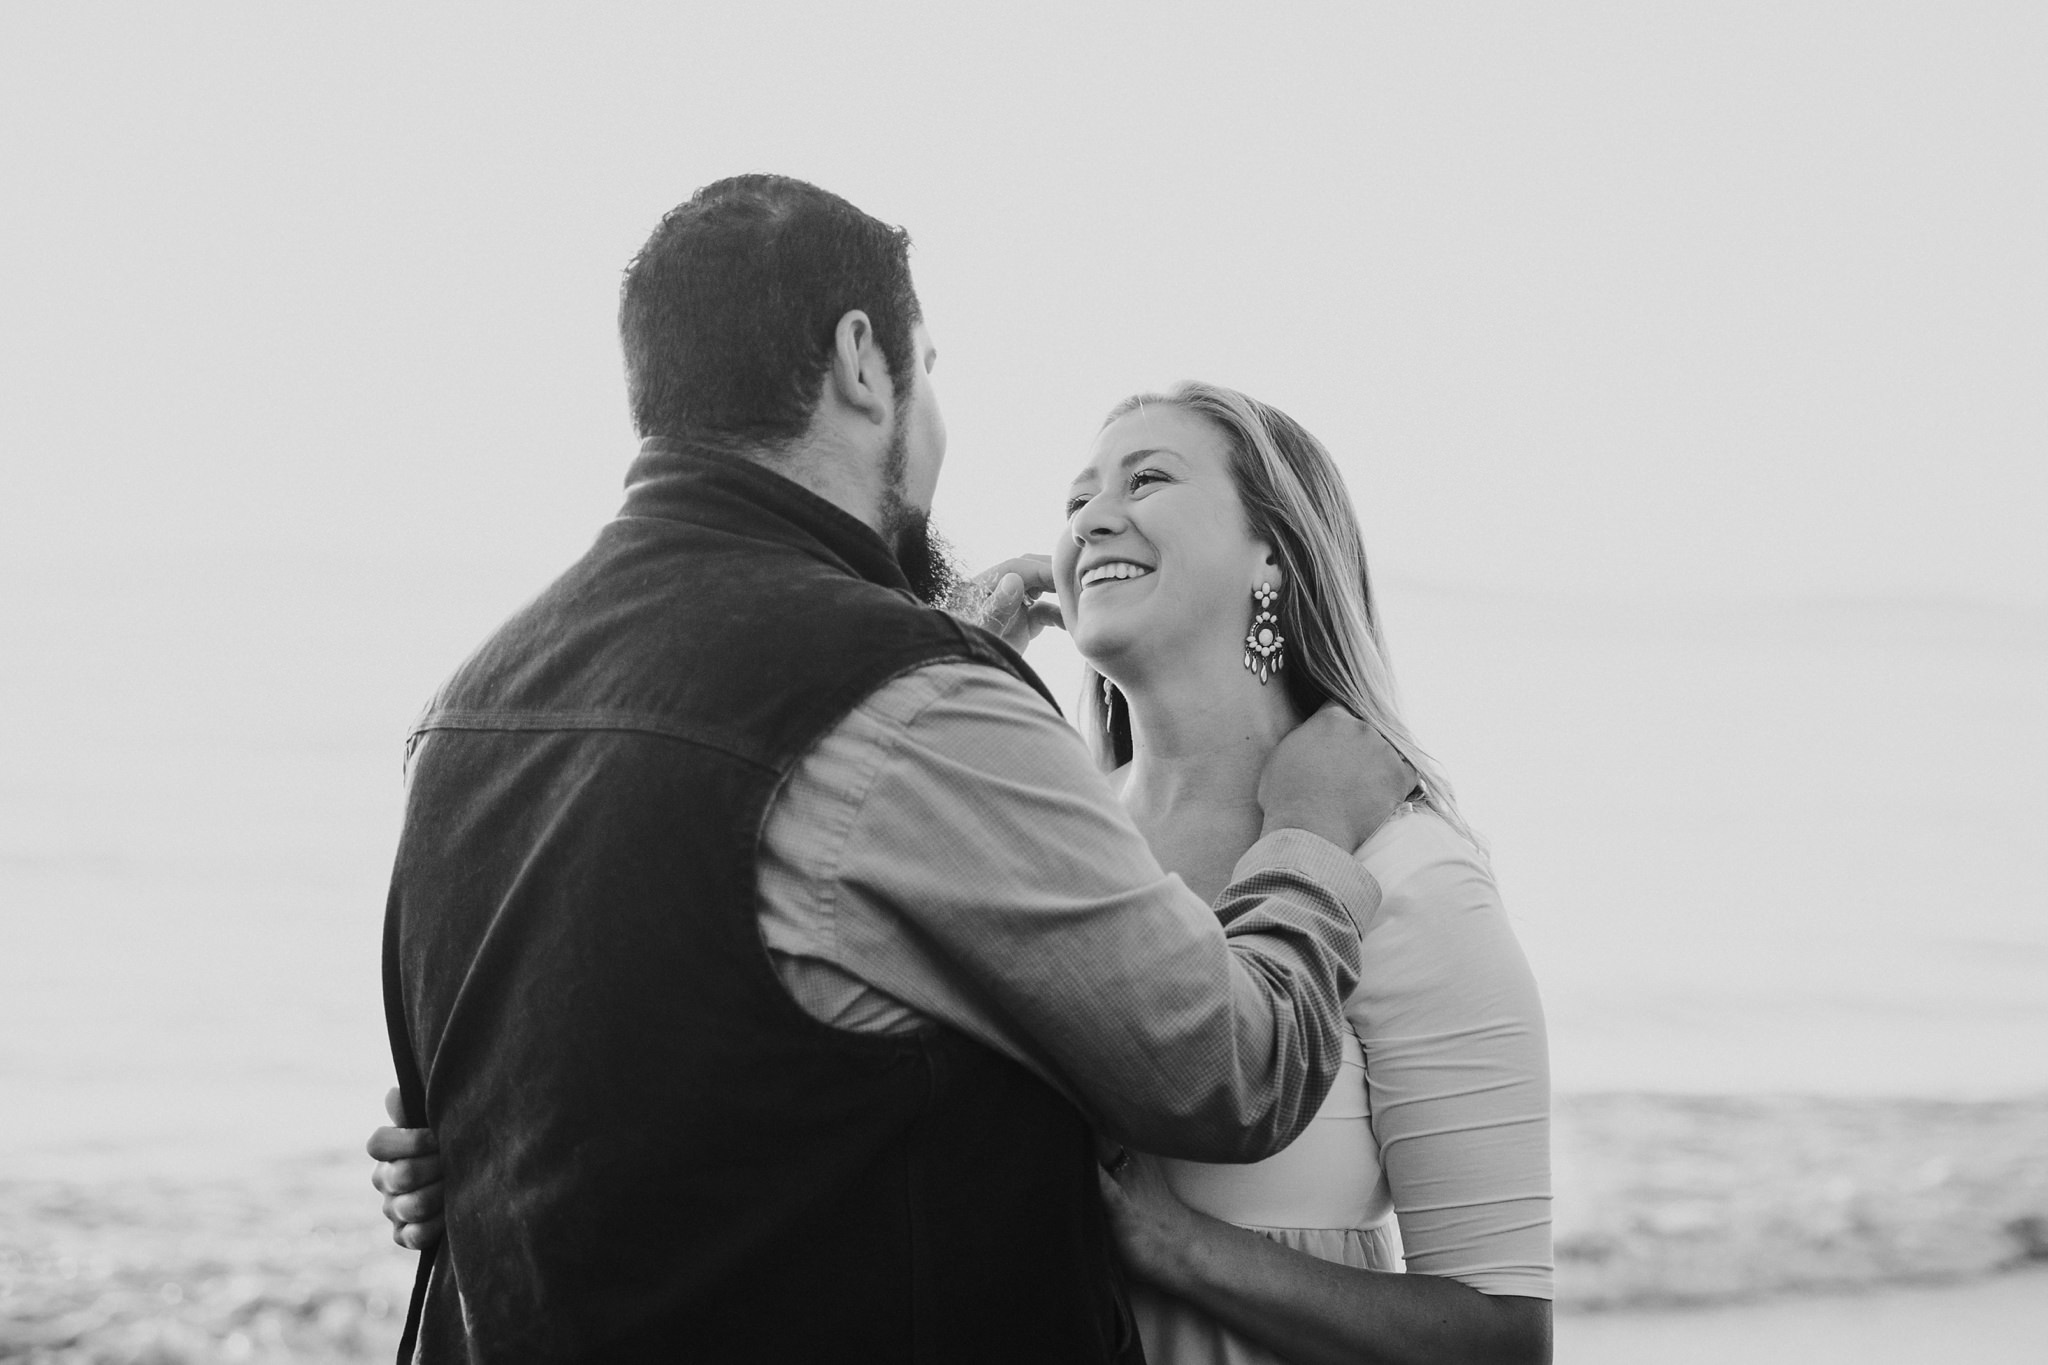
[1054,404,1276,680]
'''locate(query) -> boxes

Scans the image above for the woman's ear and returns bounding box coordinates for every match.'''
[1253,546,1285,594]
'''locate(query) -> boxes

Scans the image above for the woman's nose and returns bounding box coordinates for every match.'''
[1069,493,1125,543]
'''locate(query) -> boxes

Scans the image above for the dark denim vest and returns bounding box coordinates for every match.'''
[383,441,1139,1362]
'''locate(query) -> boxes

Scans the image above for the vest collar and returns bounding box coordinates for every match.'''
[620,437,910,593]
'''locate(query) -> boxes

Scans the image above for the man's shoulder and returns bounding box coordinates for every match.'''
[791,658,1087,820]
[849,657,1067,736]
[427,526,979,718]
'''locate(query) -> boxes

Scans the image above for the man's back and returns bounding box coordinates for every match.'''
[385,443,1133,1362]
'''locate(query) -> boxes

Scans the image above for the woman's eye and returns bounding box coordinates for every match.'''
[1066,469,1167,516]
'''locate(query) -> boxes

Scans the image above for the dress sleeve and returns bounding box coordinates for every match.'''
[1351,814,1554,1299]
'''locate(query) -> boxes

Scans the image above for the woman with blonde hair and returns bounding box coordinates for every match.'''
[373,381,1552,1364]
[1039,382,1551,1364]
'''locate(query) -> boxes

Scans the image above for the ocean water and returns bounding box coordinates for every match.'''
[3,553,2044,1181]
[1385,587,2048,1098]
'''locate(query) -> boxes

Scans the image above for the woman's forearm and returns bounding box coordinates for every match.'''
[1152,1209,1551,1365]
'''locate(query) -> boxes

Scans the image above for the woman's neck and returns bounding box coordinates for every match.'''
[1116,654,1303,823]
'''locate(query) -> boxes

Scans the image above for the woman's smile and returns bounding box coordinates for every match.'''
[1079,559,1156,590]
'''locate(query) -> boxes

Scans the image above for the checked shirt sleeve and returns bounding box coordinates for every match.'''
[765,660,1381,1162]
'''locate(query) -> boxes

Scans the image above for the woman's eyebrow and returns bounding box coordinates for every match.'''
[1080,447,1181,482]
[1117,447,1179,467]
[1068,446,1187,491]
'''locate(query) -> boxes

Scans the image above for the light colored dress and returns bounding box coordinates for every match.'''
[1130,805,1553,1365]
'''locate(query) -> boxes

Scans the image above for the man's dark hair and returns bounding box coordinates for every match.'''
[620,175,921,449]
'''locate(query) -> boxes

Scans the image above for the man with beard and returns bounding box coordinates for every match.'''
[377,174,1408,1364]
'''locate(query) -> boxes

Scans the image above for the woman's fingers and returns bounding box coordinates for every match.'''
[371,1092,448,1251]
[371,1153,444,1196]
[367,1123,438,1162]
[394,1216,445,1252]
[387,1185,444,1224]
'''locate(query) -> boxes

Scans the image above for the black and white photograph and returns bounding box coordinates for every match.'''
[3,5,2044,1362]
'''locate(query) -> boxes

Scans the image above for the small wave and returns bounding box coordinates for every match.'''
[1553,1091,2048,1310]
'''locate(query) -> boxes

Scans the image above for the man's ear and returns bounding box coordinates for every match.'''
[827,310,894,426]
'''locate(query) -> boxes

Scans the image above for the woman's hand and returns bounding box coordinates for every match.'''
[963,554,1063,653]
[367,1086,445,1251]
[1097,1150,1205,1294]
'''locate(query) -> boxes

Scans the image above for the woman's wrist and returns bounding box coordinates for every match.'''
[1142,1205,1220,1298]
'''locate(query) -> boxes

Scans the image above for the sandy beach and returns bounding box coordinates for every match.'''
[0,1151,412,1363]
[1562,1267,2048,1364]
[1551,1092,2048,1307]
[7,1092,2045,1362]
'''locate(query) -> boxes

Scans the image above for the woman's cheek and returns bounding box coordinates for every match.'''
[1051,548,1079,628]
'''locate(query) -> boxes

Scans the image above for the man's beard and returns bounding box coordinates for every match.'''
[891,512,961,608]
[876,421,961,607]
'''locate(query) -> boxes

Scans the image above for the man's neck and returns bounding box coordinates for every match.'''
[743,426,889,538]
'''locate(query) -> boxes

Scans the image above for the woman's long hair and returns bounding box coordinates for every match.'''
[1079,381,1479,850]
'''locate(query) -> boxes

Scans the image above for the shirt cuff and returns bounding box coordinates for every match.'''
[1231,828,1383,936]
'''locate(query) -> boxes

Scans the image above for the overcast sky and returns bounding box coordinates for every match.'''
[4,2,2042,613]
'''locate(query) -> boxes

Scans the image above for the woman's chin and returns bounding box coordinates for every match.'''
[1072,626,1136,679]
[1076,633,1180,694]
[1076,612,1220,686]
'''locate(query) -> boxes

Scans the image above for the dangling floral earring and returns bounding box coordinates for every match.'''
[1101,674,1119,733]
[1244,581,1286,684]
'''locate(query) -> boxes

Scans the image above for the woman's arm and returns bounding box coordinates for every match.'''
[1099,816,1554,1364]
[1100,1158,1549,1365]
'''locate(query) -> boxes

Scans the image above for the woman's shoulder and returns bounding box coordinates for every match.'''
[1352,803,1491,899]
[1345,807,1542,1028]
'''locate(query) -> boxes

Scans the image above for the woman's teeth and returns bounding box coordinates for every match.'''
[1081,563,1153,588]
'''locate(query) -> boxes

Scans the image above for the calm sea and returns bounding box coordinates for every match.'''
[4,553,2044,1180]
